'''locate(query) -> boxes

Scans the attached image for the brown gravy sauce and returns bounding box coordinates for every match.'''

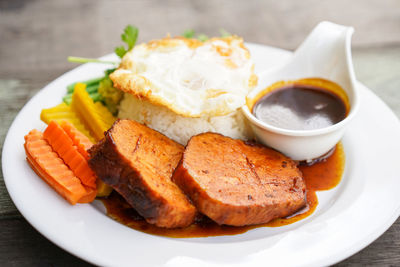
[100,143,345,238]
[247,78,350,131]
[253,85,347,130]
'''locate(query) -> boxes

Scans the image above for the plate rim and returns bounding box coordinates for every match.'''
[2,43,400,267]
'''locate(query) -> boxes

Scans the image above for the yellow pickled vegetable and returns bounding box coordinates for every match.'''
[70,83,116,197]
[40,103,95,143]
[96,181,113,197]
[71,83,116,141]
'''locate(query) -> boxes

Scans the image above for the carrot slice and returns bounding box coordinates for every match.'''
[59,120,112,197]
[59,121,104,198]
[24,130,87,205]
[78,186,97,203]
[60,120,93,160]
[43,121,96,188]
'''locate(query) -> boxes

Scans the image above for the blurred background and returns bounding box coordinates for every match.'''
[1,0,399,113]
[1,0,399,266]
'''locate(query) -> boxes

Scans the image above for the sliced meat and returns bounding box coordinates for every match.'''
[88,119,196,228]
[172,132,306,226]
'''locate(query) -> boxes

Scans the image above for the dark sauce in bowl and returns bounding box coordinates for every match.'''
[253,85,347,131]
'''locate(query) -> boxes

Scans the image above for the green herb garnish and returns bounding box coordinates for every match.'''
[115,25,139,58]
[182,29,195,38]
[219,28,231,37]
[182,28,231,41]
[67,56,118,65]
[197,34,209,42]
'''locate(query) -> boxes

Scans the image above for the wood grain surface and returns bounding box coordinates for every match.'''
[1,0,399,266]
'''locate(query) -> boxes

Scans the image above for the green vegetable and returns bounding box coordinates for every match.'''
[219,28,231,37]
[89,92,102,102]
[197,34,209,42]
[181,29,209,41]
[67,77,104,93]
[115,25,139,58]
[64,78,102,105]
[98,70,123,115]
[182,29,195,38]
[182,28,231,41]
[85,84,99,94]
[104,68,116,76]
[63,94,72,105]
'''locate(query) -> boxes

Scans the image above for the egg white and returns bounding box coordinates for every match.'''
[110,36,257,117]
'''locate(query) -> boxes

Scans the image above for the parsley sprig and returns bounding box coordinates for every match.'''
[181,28,232,41]
[68,24,139,64]
[115,25,139,58]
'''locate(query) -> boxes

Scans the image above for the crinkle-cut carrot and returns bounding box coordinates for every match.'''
[60,120,113,197]
[59,120,107,197]
[24,130,87,205]
[71,83,116,141]
[40,103,95,143]
[78,186,97,203]
[43,121,96,189]
[60,120,93,160]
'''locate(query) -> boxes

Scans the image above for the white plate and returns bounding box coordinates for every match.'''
[2,44,400,267]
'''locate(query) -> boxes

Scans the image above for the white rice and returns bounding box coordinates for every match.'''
[118,93,254,145]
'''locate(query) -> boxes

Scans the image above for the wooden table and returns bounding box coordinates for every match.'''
[1,0,399,265]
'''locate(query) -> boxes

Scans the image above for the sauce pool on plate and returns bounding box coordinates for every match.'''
[100,143,345,237]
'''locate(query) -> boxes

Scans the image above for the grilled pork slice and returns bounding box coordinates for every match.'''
[88,119,196,228]
[172,132,306,226]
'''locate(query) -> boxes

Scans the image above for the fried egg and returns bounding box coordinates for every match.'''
[110,36,257,117]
